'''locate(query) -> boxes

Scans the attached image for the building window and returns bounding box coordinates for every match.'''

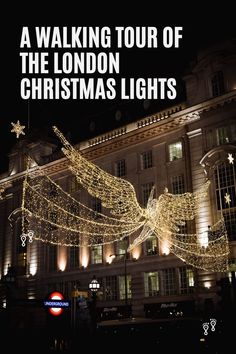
[206,123,236,149]
[146,235,158,255]
[68,176,79,193]
[175,223,188,238]
[58,282,64,294]
[116,237,128,257]
[49,245,57,272]
[206,129,214,150]
[168,142,182,161]
[179,267,194,294]
[141,182,154,206]
[141,151,153,169]
[144,272,159,297]
[47,283,57,294]
[91,244,103,264]
[105,276,118,300]
[162,268,177,295]
[69,246,79,269]
[91,197,102,218]
[48,211,58,231]
[115,159,126,177]
[211,71,225,97]
[64,282,69,297]
[171,175,185,194]
[119,275,132,300]
[71,280,81,294]
[215,163,236,210]
[49,183,58,198]
[230,123,236,142]
[223,212,236,241]
[214,161,236,241]
[216,126,229,146]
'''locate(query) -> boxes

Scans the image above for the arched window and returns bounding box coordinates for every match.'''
[214,160,236,240]
[211,71,225,97]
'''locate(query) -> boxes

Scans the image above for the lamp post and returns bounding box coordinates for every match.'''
[89,276,100,295]
[88,276,100,335]
[109,249,128,306]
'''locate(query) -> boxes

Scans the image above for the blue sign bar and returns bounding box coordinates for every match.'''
[43,300,70,308]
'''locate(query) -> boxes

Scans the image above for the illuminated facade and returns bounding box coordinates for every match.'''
[0,39,236,320]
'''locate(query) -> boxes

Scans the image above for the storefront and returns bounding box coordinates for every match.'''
[144,300,195,319]
[99,305,132,321]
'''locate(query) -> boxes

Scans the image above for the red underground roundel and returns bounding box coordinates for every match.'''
[48,291,64,316]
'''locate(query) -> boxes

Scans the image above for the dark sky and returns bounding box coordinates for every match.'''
[1,16,236,173]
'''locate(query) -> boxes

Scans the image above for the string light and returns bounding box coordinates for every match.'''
[0,187,4,200]
[21,157,145,248]
[21,127,229,272]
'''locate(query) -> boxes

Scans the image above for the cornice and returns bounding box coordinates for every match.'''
[1,90,236,185]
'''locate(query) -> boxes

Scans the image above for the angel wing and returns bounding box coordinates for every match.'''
[53,126,145,222]
[155,182,210,234]
[21,158,145,247]
[128,182,210,252]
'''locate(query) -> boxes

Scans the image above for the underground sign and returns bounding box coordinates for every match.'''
[44,291,70,316]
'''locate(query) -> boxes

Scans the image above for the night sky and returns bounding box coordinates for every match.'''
[1,15,235,173]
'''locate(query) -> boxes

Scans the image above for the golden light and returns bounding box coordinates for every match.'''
[198,232,209,248]
[160,240,170,256]
[105,244,114,264]
[204,281,211,289]
[20,127,229,272]
[29,264,37,276]
[106,257,113,264]
[132,246,141,260]
[81,247,89,268]
[195,205,211,247]
[29,242,38,276]
[108,254,116,263]
[4,251,12,275]
[58,246,67,271]
[11,120,25,139]
[10,168,17,176]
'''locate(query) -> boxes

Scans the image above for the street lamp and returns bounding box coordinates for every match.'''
[88,276,100,334]
[109,250,128,306]
[89,276,100,295]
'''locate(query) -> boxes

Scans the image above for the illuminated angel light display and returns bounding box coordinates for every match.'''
[21,126,229,272]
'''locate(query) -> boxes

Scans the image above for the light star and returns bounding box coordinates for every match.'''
[224,193,231,205]
[227,153,234,164]
[11,120,26,139]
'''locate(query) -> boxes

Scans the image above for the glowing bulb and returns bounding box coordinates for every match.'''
[81,247,89,268]
[204,281,211,289]
[132,247,141,260]
[58,247,67,271]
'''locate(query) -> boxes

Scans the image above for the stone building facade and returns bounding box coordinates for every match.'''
[0,39,236,322]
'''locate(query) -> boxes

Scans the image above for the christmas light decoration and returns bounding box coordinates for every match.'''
[224,193,231,205]
[227,153,234,164]
[21,127,229,272]
[11,120,26,139]
[0,187,4,200]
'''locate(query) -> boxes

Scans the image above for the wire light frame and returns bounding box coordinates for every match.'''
[21,127,229,272]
